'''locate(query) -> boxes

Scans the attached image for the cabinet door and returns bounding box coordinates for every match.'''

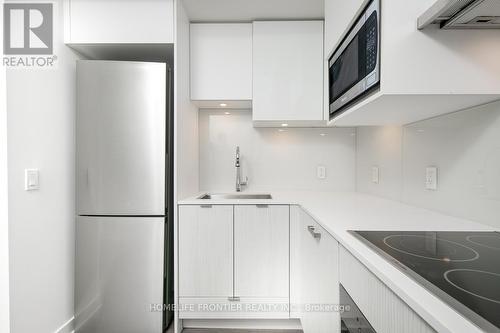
[190,23,253,101]
[234,205,289,302]
[178,205,233,298]
[67,0,174,43]
[290,206,340,333]
[252,21,324,126]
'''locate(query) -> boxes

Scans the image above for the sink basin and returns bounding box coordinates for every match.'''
[198,193,272,200]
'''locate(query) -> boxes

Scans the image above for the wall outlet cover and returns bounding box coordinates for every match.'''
[317,165,326,179]
[426,166,438,190]
[371,166,379,184]
[25,169,39,191]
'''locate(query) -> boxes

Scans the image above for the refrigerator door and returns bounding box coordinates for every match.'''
[75,216,164,333]
[76,60,166,215]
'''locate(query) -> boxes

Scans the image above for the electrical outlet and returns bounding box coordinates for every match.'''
[371,166,379,184]
[317,165,326,179]
[426,167,438,190]
[25,169,39,191]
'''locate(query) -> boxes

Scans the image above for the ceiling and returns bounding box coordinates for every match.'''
[182,0,325,22]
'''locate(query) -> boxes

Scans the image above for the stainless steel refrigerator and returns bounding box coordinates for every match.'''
[75,60,173,333]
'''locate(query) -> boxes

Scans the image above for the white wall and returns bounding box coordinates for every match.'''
[199,110,356,192]
[356,101,500,229]
[356,126,402,201]
[6,1,81,332]
[174,1,199,332]
[1,2,11,332]
[175,1,199,200]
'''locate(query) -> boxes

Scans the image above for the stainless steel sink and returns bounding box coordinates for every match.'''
[198,193,272,200]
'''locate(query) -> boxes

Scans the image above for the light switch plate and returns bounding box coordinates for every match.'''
[317,165,326,179]
[371,166,379,184]
[426,166,438,190]
[25,169,39,191]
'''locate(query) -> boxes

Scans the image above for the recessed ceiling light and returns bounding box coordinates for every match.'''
[320,133,327,136]
[220,103,227,107]
[224,112,231,115]
[281,123,288,127]
[278,129,286,132]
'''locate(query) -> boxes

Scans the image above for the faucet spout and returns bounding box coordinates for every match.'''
[235,146,248,192]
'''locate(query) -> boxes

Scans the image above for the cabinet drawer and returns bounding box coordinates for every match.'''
[339,246,436,333]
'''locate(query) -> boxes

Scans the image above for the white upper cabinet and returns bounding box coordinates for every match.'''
[252,21,325,127]
[190,23,253,103]
[65,0,174,43]
[325,0,500,126]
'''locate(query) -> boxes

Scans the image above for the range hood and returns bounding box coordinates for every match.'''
[418,0,500,29]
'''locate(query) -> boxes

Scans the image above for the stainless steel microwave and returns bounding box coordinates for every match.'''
[329,0,380,119]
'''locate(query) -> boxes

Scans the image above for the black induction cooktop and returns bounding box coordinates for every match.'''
[351,231,500,333]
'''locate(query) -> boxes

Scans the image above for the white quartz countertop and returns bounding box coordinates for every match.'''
[178,191,497,333]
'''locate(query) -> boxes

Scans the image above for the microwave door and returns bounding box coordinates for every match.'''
[329,0,380,118]
[329,37,366,115]
[330,36,360,104]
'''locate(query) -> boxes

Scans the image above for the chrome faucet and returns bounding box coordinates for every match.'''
[235,146,248,192]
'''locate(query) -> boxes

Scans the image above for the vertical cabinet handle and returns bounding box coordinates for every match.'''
[308,225,321,239]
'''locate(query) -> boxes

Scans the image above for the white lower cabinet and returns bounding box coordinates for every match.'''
[178,205,234,318]
[179,204,437,331]
[290,206,340,333]
[234,205,290,318]
[178,204,289,319]
[339,246,436,333]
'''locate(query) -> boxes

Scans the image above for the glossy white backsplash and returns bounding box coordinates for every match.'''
[356,100,500,228]
[356,126,403,201]
[199,110,356,192]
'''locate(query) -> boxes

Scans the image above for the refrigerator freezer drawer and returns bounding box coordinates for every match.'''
[75,216,164,333]
[76,60,166,216]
